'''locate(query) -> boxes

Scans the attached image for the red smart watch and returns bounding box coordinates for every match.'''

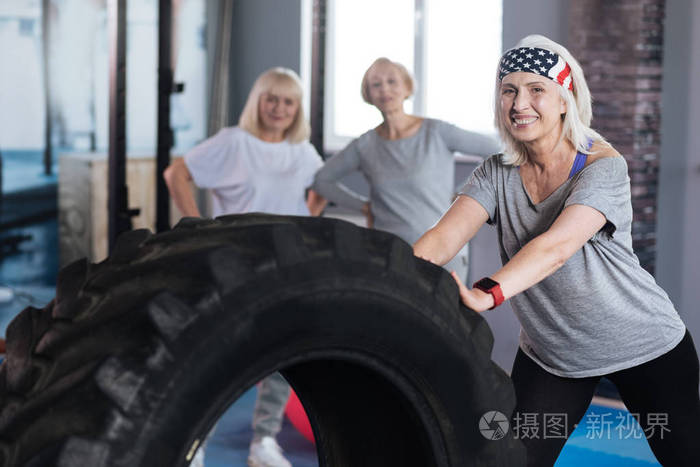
[472,277,504,310]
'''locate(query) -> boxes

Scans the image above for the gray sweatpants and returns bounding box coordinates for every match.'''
[252,372,291,441]
[188,373,291,467]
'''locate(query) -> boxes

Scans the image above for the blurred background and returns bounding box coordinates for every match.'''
[0,1,698,465]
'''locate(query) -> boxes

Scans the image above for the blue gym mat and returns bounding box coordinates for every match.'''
[556,404,660,466]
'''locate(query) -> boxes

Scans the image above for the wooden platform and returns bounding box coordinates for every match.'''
[58,153,192,267]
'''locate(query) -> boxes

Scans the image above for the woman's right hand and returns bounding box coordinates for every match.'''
[163,158,201,218]
[450,271,494,312]
[362,202,374,228]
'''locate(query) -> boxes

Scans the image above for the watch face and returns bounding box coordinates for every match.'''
[475,277,499,290]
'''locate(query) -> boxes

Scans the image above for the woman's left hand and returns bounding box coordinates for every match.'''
[306,189,327,217]
[362,202,374,228]
[450,271,494,313]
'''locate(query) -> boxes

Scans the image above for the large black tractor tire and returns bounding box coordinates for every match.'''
[0,214,524,466]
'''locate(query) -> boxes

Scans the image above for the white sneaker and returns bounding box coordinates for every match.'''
[247,436,292,467]
[188,446,205,467]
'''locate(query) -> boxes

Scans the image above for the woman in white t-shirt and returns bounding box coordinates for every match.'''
[165,67,325,219]
[164,67,325,467]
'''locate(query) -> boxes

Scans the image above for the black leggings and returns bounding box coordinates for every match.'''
[511,330,700,466]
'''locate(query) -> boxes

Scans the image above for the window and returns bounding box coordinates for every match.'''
[1,0,207,154]
[0,0,44,149]
[322,0,502,151]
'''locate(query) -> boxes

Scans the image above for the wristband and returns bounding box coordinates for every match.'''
[472,277,504,310]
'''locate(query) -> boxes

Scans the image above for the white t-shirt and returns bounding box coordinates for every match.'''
[184,127,323,217]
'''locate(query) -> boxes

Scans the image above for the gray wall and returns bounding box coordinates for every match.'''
[502,0,570,49]
[228,0,302,124]
[657,0,700,352]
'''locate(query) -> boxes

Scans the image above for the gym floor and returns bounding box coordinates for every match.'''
[201,392,660,467]
[0,152,661,466]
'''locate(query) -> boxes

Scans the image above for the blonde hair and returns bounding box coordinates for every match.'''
[360,58,415,105]
[238,67,310,143]
[495,35,607,166]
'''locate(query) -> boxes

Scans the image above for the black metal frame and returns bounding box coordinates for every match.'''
[310,0,327,156]
[107,0,133,252]
[42,0,52,175]
[156,0,174,233]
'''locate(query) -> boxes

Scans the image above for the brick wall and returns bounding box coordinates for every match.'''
[568,0,665,274]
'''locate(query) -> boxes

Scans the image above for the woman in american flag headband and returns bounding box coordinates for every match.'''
[415,34,700,466]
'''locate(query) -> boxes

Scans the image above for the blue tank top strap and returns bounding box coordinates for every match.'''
[568,152,587,179]
[568,139,594,179]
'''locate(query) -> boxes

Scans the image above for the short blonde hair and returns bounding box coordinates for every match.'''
[238,67,310,143]
[360,58,415,105]
[495,35,607,166]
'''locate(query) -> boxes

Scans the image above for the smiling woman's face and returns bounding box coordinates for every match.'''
[257,89,299,136]
[366,63,410,113]
[499,71,566,145]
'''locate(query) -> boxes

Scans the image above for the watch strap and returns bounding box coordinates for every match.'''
[472,277,504,310]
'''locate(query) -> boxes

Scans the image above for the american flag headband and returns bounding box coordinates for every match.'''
[498,47,573,91]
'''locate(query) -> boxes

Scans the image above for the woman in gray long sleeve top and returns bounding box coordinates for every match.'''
[313,57,500,280]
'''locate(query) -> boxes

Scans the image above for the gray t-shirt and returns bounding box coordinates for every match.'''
[460,154,685,377]
[312,118,500,242]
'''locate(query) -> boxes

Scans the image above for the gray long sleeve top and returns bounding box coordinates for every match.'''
[312,118,501,245]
